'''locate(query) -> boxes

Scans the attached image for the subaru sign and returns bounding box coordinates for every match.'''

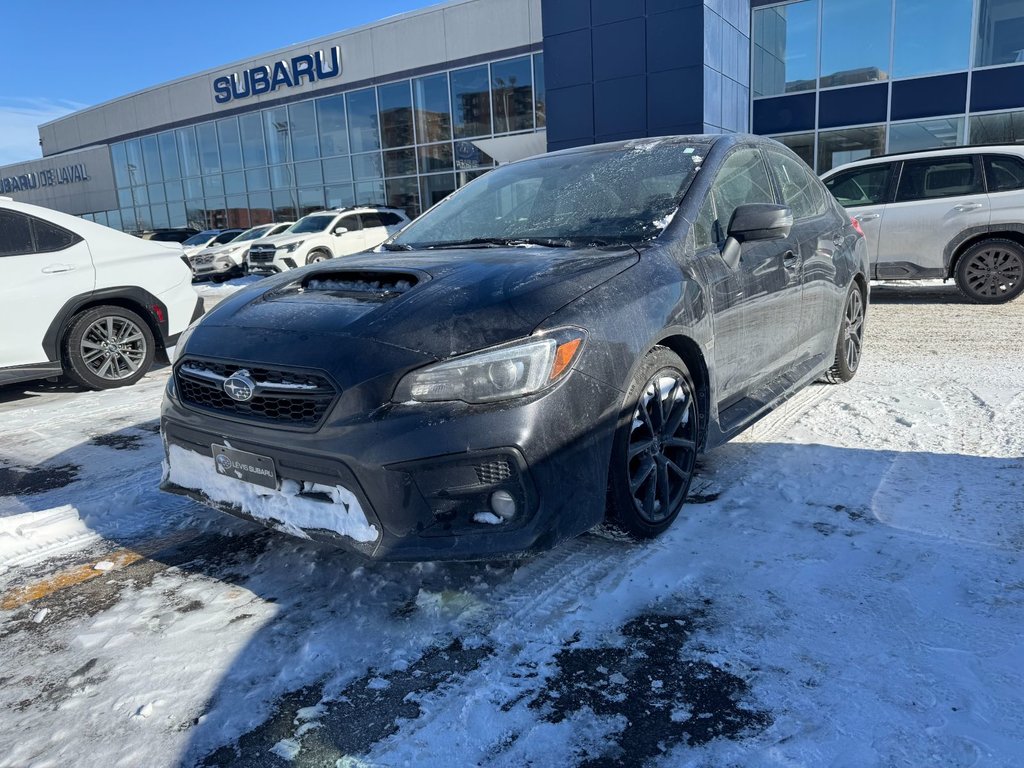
[1,163,89,194]
[213,47,343,104]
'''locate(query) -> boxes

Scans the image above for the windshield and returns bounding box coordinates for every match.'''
[233,225,272,242]
[391,140,707,250]
[288,215,335,234]
[182,233,213,246]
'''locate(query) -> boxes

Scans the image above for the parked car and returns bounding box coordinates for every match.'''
[0,197,203,390]
[181,228,245,259]
[246,206,410,275]
[160,134,867,561]
[822,145,1024,304]
[190,222,293,282]
[133,228,199,243]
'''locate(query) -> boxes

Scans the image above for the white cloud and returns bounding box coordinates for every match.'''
[0,98,87,168]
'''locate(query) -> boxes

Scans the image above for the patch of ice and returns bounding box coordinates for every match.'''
[472,511,503,526]
[652,210,677,231]
[32,608,49,624]
[93,560,115,572]
[166,445,379,544]
[270,738,301,761]
[366,677,390,690]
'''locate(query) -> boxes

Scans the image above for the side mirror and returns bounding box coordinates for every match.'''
[333,227,348,236]
[727,204,793,243]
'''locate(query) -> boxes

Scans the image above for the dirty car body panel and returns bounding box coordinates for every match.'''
[160,134,867,560]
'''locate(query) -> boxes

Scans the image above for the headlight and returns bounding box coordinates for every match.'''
[393,328,586,404]
[282,240,304,253]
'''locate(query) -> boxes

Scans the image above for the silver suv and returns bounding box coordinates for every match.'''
[822,146,1024,304]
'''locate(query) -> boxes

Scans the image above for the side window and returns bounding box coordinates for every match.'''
[360,213,385,229]
[896,157,983,202]
[214,231,238,244]
[31,218,79,252]
[379,212,404,226]
[769,151,828,219]
[711,148,776,241]
[338,216,360,232]
[824,164,893,207]
[984,154,1024,193]
[0,210,34,257]
[693,194,716,250]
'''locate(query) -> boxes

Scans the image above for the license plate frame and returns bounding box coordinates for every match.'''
[212,444,279,490]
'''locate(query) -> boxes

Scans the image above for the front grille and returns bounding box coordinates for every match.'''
[248,246,276,262]
[193,254,214,266]
[175,358,337,428]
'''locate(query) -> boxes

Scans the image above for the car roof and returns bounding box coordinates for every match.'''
[823,144,1024,177]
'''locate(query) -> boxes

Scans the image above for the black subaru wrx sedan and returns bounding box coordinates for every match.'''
[160,134,868,560]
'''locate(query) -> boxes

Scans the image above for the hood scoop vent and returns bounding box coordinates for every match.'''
[274,271,421,302]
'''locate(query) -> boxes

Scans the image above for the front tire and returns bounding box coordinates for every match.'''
[825,282,865,384]
[62,305,155,390]
[954,239,1024,304]
[306,250,331,265]
[606,347,700,539]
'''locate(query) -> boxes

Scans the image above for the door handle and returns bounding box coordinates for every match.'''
[855,213,880,222]
[41,264,75,274]
[953,203,984,212]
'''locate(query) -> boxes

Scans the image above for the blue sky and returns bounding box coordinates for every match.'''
[0,0,433,165]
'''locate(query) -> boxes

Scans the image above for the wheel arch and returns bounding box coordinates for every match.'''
[945,227,1024,278]
[652,334,712,451]
[43,287,170,362]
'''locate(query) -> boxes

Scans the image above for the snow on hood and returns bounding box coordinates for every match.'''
[165,445,379,544]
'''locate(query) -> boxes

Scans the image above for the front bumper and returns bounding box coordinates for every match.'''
[160,368,621,561]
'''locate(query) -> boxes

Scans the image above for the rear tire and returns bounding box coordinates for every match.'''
[824,283,865,384]
[606,347,700,539]
[62,305,155,390]
[953,238,1024,304]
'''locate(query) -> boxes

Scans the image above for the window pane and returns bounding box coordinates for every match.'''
[970,110,1024,144]
[888,118,965,154]
[384,148,417,177]
[165,180,184,202]
[133,185,149,206]
[270,164,295,190]
[817,125,887,173]
[325,184,355,209]
[150,204,170,229]
[896,157,982,202]
[985,154,1024,192]
[203,174,224,197]
[451,65,492,139]
[711,150,777,240]
[185,200,206,230]
[491,57,534,134]
[112,143,131,188]
[31,217,77,252]
[323,156,352,184]
[386,176,420,217]
[226,195,250,228]
[418,143,453,173]
[135,205,152,231]
[769,133,815,167]
[356,180,385,205]
[347,88,381,153]
[379,81,414,148]
[454,140,495,170]
[224,171,246,196]
[264,107,292,165]
[272,190,298,221]
[148,183,166,204]
[239,113,267,167]
[245,167,270,192]
[118,189,133,208]
[217,118,243,171]
[124,140,146,186]
[248,192,273,225]
[413,73,452,144]
[352,152,383,181]
[158,132,181,179]
[166,203,185,229]
[176,127,201,178]
[317,94,349,156]
[141,136,163,183]
[295,160,323,187]
[298,187,325,217]
[769,151,827,218]
[289,101,320,161]
[977,0,1024,67]
[196,123,221,174]
[204,198,226,229]
[420,173,456,209]
[534,53,546,128]
[894,0,972,77]
[753,0,819,97]
[820,0,891,88]
[184,178,204,199]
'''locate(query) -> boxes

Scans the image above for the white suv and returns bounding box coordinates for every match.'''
[822,146,1024,304]
[0,198,202,389]
[190,221,292,281]
[246,206,410,275]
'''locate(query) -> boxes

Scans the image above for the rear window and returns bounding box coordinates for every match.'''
[896,157,983,202]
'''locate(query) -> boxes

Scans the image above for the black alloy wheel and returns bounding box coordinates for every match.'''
[607,347,699,538]
[825,282,865,384]
[954,239,1024,304]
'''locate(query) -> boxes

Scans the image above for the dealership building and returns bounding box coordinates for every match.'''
[1,0,1022,233]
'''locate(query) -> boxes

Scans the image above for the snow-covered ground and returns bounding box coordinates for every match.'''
[1,280,1022,767]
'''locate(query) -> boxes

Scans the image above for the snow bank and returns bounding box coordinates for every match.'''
[165,445,379,544]
[0,505,91,564]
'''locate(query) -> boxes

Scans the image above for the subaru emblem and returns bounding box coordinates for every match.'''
[223,370,256,402]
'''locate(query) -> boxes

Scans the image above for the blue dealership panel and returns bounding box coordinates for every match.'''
[970,65,1024,113]
[752,92,816,135]
[890,74,968,121]
[818,84,888,129]
[542,0,745,149]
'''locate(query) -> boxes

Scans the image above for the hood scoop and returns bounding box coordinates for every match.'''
[274,270,422,302]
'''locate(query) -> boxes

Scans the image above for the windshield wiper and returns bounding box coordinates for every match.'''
[421,237,576,250]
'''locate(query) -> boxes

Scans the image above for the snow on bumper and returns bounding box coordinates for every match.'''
[163,444,379,545]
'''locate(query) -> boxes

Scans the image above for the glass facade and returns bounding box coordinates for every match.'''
[94,53,544,232]
[754,0,1024,172]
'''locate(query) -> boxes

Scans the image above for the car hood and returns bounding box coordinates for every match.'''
[250,232,310,248]
[193,246,639,360]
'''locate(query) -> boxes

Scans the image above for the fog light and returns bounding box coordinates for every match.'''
[490,490,517,520]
